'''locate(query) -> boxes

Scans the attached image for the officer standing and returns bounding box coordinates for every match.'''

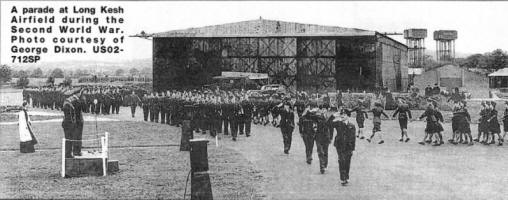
[126,91,141,118]
[159,92,166,124]
[141,93,150,122]
[61,88,84,158]
[230,97,240,141]
[241,95,254,137]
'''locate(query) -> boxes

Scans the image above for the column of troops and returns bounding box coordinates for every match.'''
[138,90,300,141]
[23,86,145,115]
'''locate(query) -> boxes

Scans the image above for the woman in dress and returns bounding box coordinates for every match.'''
[486,101,502,146]
[392,98,412,142]
[366,102,389,144]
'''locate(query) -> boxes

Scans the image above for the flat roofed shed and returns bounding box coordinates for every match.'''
[145,18,376,38]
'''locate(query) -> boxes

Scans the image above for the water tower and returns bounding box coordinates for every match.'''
[433,30,458,63]
[404,29,427,68]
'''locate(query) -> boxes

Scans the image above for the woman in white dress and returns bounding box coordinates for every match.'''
[19,101,37,153]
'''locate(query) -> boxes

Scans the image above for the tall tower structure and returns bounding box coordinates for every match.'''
[404,29,427,68]
[434,30,458,63]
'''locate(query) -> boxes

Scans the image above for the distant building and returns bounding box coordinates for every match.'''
[143,18,408,92]
[414,64,464,90]
[488,68,508,88]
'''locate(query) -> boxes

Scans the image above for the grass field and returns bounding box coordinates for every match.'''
[0,121,264,199]
[3,87,508,199]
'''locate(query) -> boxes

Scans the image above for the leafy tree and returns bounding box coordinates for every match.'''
[46,76,55,86]
[62,77,72,87]
[31,68,43,78]
[129,68,139,76]
[50,68,64,78]
[16,73,29,88]
[115,69,125,76]
[486,49,508,71]
[16,70,28,78]
[140,67,152,77]
[74,69,87,77]
[0,65,12,83]
[423,55,438,69]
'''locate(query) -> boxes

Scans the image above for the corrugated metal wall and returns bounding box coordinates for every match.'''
[377,35,409,92]
[152,36,407,92]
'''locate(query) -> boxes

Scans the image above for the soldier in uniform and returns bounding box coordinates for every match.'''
[300,103,317,164]
[126,91,141,118]
[113,89,122,114]
[151,93,160,123]
[222,98,232,136]
[61,88,84,158]
[279,102,295,154]
[142,93,150,121]
[159,92,166,124]
[211,97,222,137]
[240,95,254,137]
[332,109,356,186]
[315,104,333,174]
[230,97,240,141]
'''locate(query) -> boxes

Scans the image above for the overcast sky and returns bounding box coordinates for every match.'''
[1,1,508,65]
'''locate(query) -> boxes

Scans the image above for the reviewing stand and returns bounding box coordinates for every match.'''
[61,132,119,178]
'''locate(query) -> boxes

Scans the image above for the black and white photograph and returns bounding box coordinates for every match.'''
[1,1,508,199]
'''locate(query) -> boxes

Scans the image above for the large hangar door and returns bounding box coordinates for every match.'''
[335,37,377,92]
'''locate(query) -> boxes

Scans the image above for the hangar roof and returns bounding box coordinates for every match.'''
[146,18,376,38]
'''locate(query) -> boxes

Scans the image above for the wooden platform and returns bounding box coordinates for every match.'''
[63,152,119,177]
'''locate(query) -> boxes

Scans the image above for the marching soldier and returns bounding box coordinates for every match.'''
[279,102,295,154]
[300,103,317,164]
[332,109,356,186]
[315,105,333,174]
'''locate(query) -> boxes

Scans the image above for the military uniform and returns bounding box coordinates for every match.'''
[241,99,254,137]
[142,95,150,121]
[279,105,295,154]
[300,109,316,164]
[332,118,356,185]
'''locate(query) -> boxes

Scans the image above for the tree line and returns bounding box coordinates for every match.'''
[1,66,152,80]
[456,49,508,73]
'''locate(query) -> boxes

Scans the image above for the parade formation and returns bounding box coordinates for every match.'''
[20,85,508,186]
